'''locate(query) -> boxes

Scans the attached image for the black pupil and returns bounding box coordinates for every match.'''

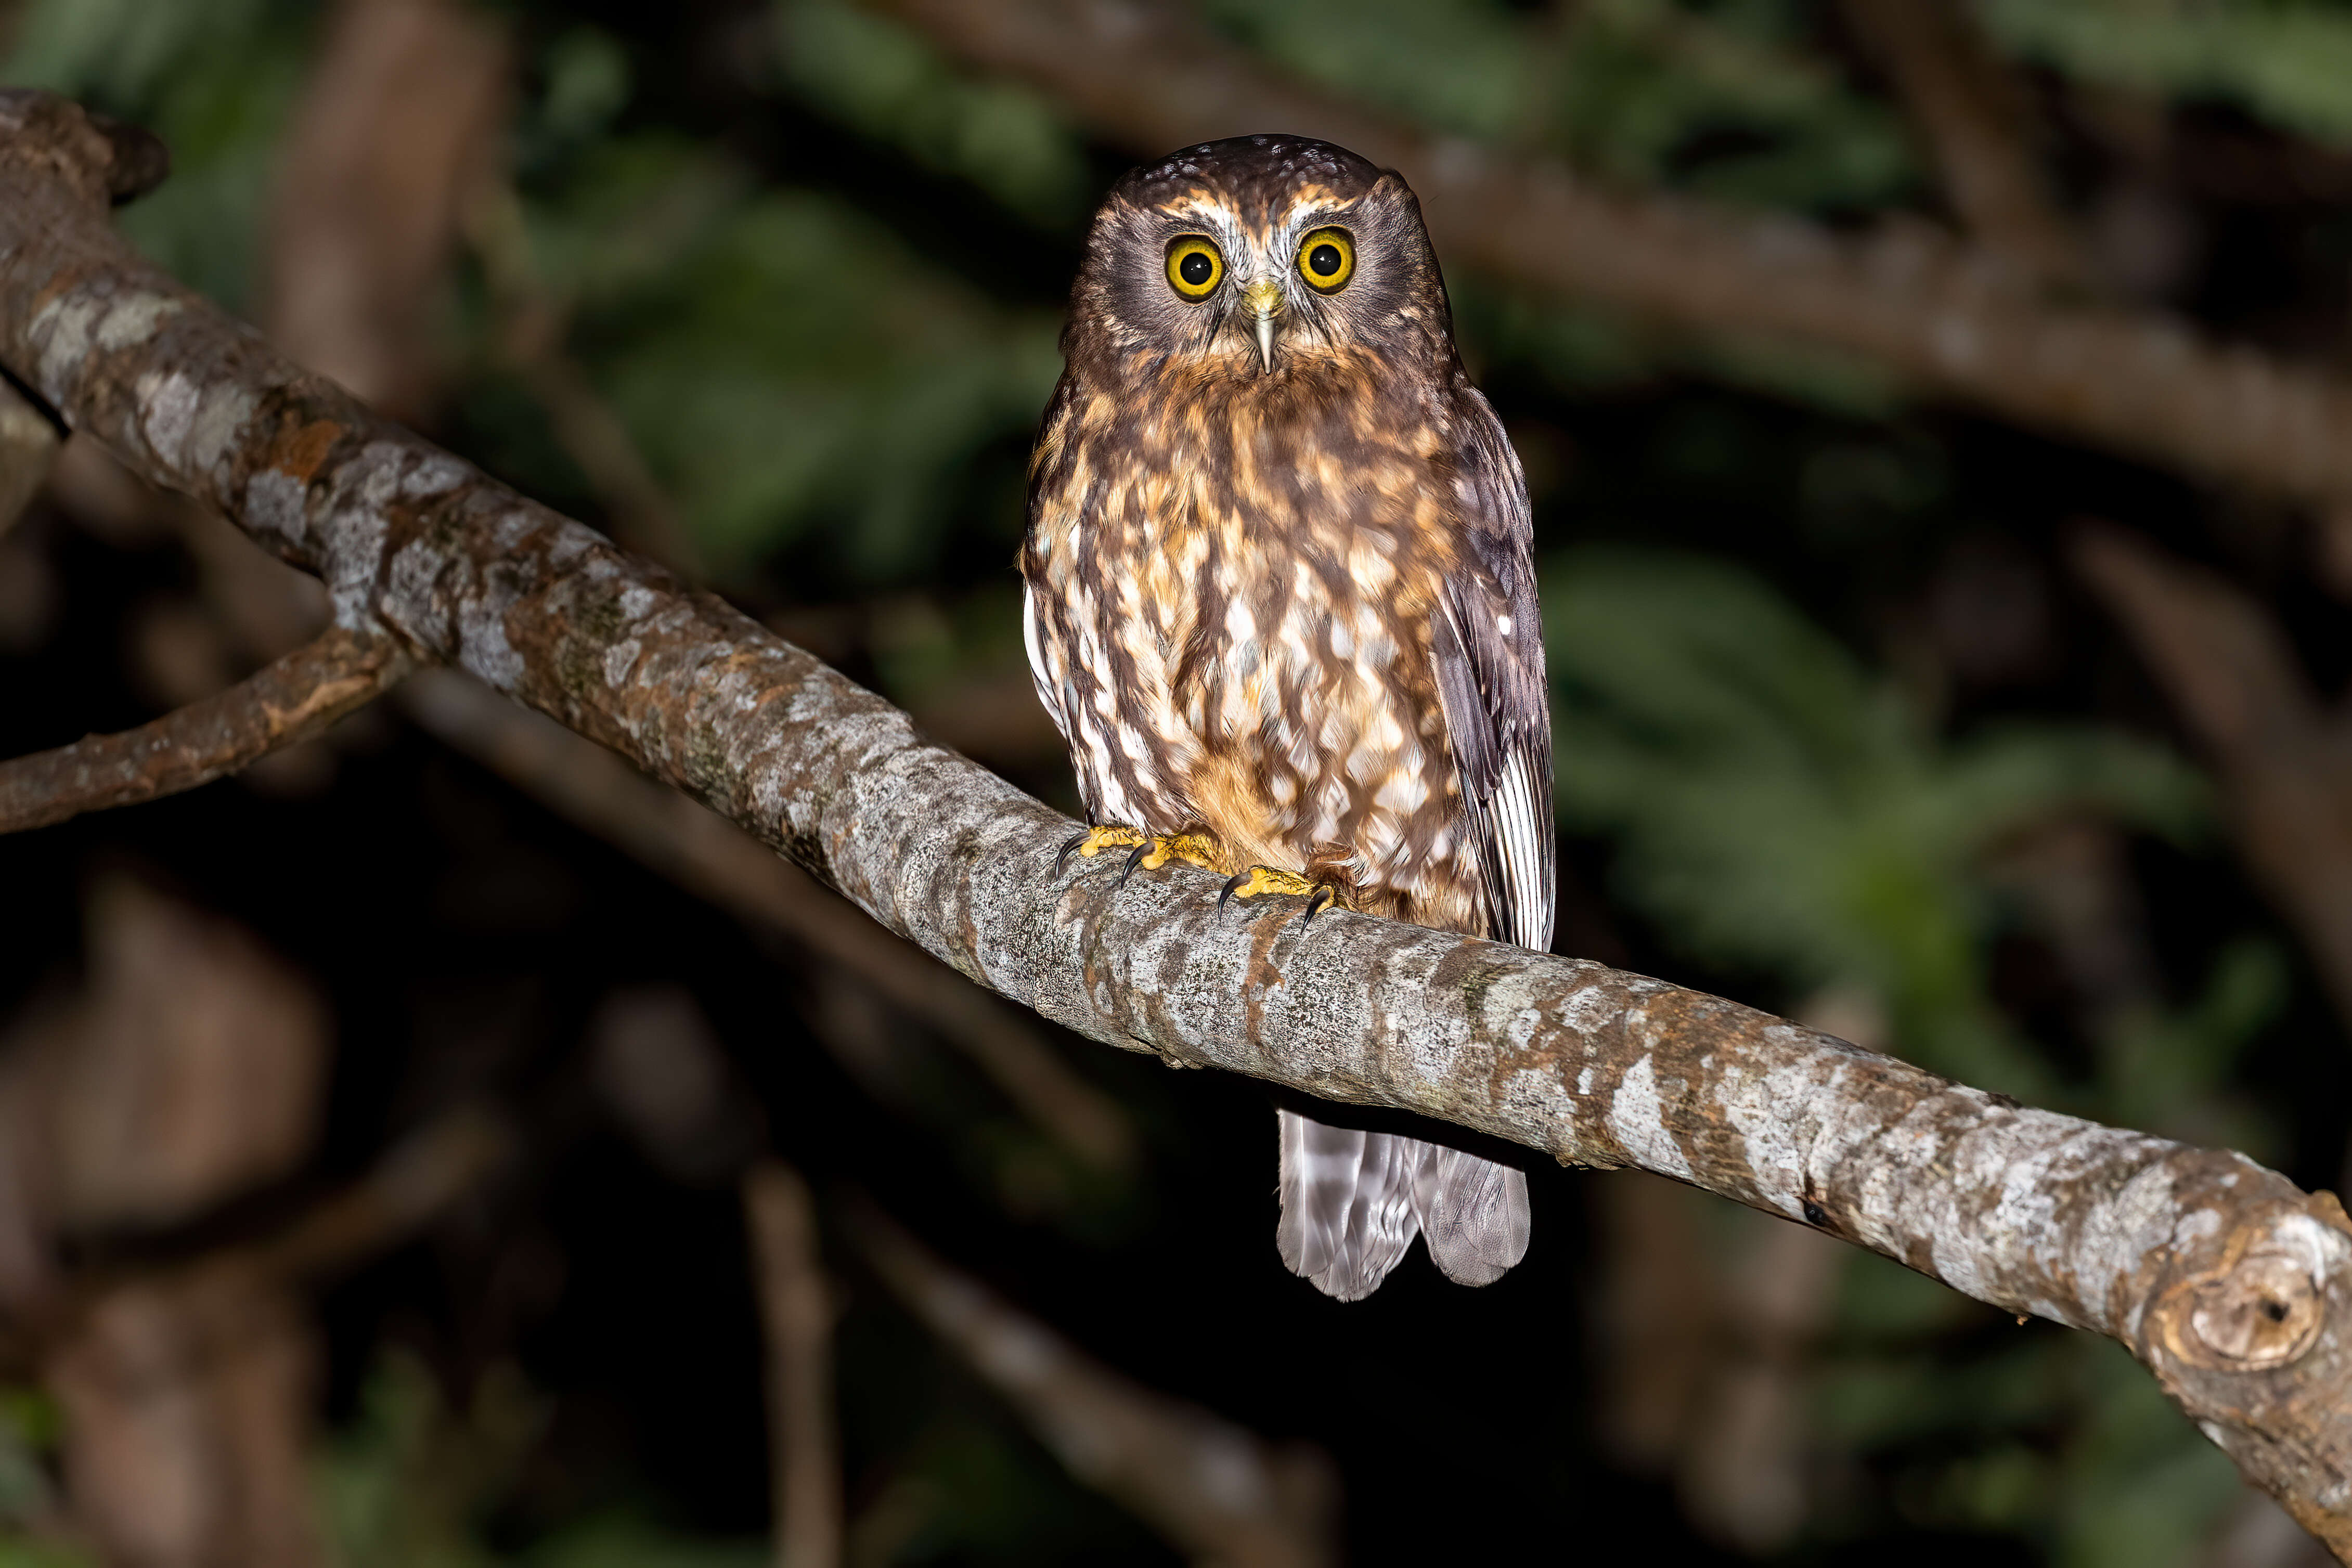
[1179,251,1214,287]
[1309,242,1342,277]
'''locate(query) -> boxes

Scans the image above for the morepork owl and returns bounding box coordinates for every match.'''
[1022,134,1554,1300]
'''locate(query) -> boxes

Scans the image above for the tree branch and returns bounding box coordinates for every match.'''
[463,179,708,578]
[2073,526,2352,1035]
[874,0,2352,523]
[264,0,507,428]
[849,1199,1336,1568]
[0,1107,511,1375]
[0,623,412,834]
[3,89,2349,1554]
[745,1161,842,1568]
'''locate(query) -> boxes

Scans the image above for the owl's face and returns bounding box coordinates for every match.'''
[1069,135,1451,381]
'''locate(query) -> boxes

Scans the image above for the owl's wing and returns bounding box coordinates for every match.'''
[1432,385,1556,951]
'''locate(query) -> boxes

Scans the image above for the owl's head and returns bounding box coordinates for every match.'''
[1069,134,1451,381]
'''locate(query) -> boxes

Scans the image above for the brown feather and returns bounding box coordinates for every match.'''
[1022,135,1552,1295]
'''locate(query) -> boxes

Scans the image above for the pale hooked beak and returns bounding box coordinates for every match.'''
[1240,277,1282,372]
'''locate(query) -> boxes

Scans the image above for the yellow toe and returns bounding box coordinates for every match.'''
[1073,824,1148,859]
[1140,831,1222,872]
[1217,865,1348,921]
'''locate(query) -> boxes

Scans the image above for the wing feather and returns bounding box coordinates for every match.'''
[1432,384,1556,951]
[1021,581,1065,742]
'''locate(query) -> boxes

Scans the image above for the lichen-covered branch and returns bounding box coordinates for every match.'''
[2,89,2348,1556]
[876,0,2352,522]
[0,623,411,834]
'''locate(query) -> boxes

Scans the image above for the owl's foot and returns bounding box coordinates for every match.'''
[1218,865,1349,923]
[1057,823,1145,875]
[1056,824,1224,883]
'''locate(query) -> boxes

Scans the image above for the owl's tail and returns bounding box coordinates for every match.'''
[1274,1109,1530,1301]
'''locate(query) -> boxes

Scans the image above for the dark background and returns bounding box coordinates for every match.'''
[1,1,2348,1564]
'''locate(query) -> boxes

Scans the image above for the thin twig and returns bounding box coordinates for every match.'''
[466,181,707,578]
[248,1106,510,1284]
[849,1199,1336,1568]
[4,93,2349,1553]
[0,1107,511,1375]
[33,1107,506,1567]
[0,370,58,535]
[0,624,413,834]
[745,1161,842,1568]
[2073,526,2352,1035]
[264,0,508,425]
[1840,0,2093,289]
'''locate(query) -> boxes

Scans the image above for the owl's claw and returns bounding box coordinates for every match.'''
[1058,824,1223,881]
[1218,865,1348,922]
[1057,823,1148,876]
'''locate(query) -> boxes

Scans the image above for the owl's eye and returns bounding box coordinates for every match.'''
[1297,227,1355,292]
[1165,237,1223,301]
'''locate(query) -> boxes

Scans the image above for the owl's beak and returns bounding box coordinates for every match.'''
[1240,277,1283,372]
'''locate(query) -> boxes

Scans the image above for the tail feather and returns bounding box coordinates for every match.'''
[1275,1111,1419,1302]
[1414,1144,1531,1287]
[1275,1110,1530,1299]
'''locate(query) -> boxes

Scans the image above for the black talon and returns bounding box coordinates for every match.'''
[1118,842,1151,885]
[1218,872,1249,910]
[1055,831,1090,876]
[1302,885,1337,924]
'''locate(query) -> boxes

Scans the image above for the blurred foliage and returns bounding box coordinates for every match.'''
[485,17,1067,578]
[487,119,1062,576]
[321,1354,765,1568]
[0,1389,76,1568]
[2,0,308,312]
[770,1,1092,226]
[1547,549,2277,1562]
[3,0,2346,1562]
[1208,0,1917,211]
[1546,548,2211,1101]
[1980,0,2352,147]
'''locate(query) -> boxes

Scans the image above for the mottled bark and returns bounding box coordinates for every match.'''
[876,0,2352,522]
[2,90,2348,1555]
[0,625,411,833]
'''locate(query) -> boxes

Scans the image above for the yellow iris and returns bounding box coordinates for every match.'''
[1166,237,1224,300]
[1297,227,1354,292]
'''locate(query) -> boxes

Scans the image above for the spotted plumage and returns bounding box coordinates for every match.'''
[1022,135,1554,1299]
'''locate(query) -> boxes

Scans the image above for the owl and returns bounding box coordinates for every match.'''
[1021,135,1554,1300]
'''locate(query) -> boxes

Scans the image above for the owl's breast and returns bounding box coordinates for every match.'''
[1023,361,1473,917]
